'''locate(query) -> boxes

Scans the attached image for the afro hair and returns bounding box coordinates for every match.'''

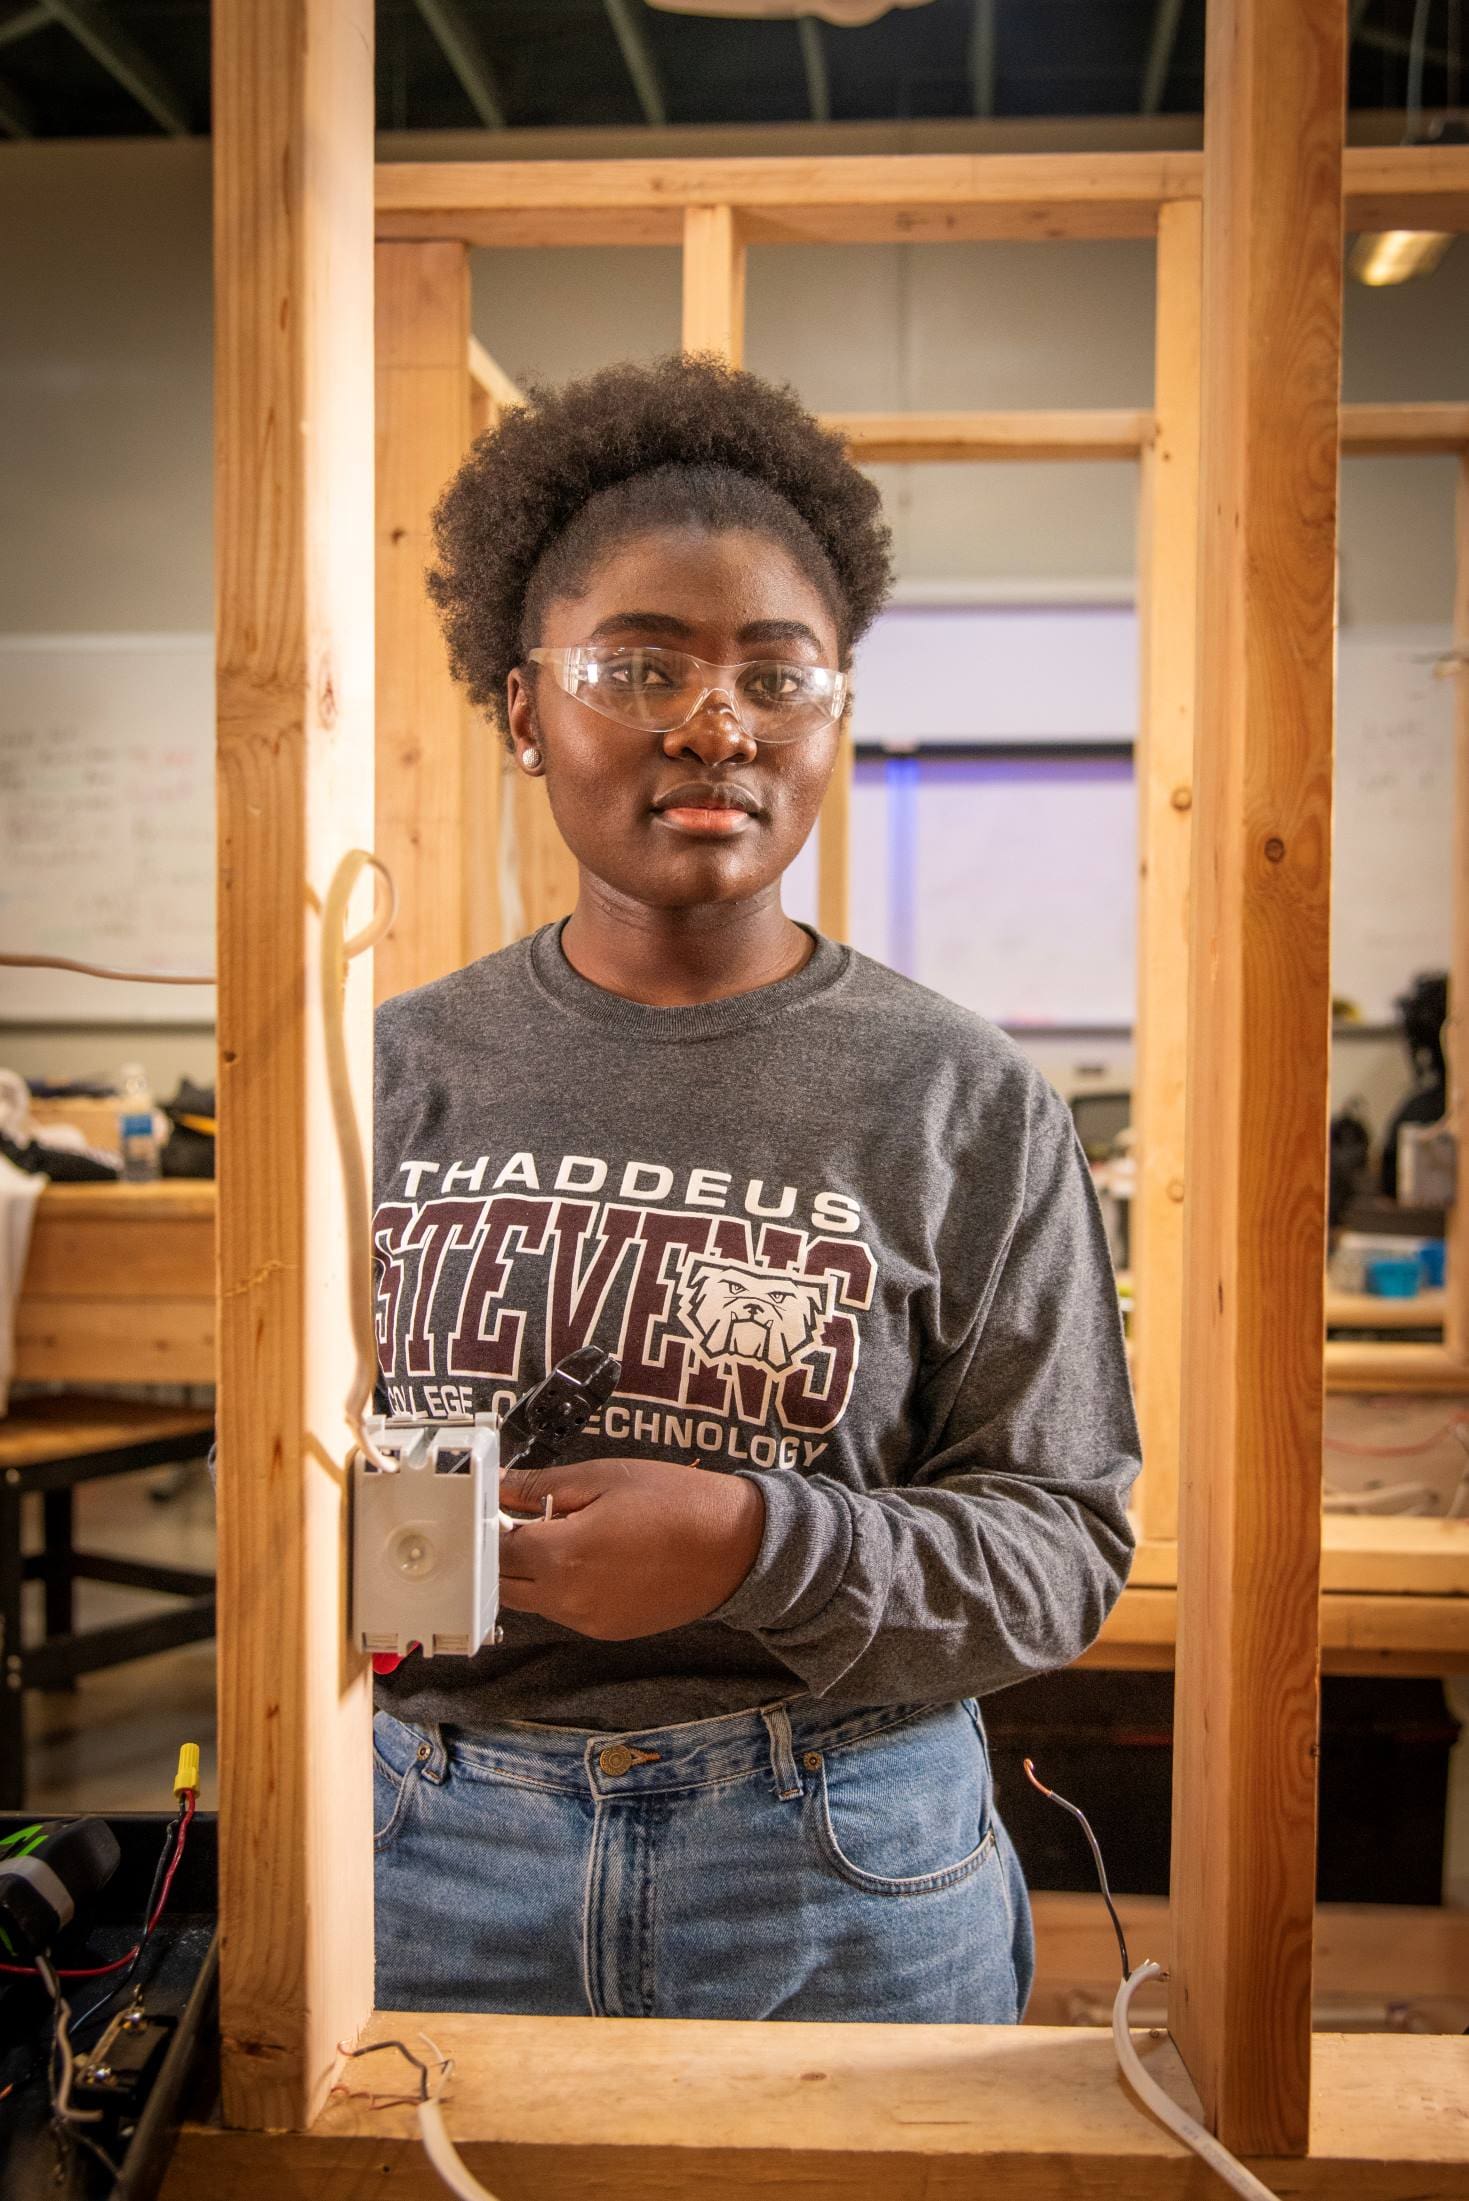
[426,353,894,734]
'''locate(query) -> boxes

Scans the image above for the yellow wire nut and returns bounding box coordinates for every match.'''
[174,1743,201,1796]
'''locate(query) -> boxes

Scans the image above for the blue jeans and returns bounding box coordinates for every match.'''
[373,1695,1034,2022]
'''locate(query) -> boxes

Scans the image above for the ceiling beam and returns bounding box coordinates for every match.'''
[1140,0,1186,116]
[797,17,830,127]
[604,0,667,129]
[43,0,191,134]
[0,5,49,48]
[414,0,506,131]
[969,0,996,119]
[0,66,34,133]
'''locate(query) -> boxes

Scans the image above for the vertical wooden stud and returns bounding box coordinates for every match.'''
[464,344,524,955]
[213,0,375,2130]
[459,351,506,969]
[817,721,853,941]
[1169,0,1345,2156]
[1448,454,1469,1367]
[375,240,481,1002]
[682,204,746,365]
[1131,195,1202,1546]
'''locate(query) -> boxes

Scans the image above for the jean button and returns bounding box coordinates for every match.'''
[416,1743,431,1762]
[599,1744,634,1776]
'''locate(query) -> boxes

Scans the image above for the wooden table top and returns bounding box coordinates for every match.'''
[34,1179,216,1221]
[0,1394,214,1467]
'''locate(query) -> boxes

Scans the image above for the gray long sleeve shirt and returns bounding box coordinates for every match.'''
[372,924,1140,1732]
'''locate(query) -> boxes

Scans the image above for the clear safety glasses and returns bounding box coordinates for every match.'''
[527,644,848,744]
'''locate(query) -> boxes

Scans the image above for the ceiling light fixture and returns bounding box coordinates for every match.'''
[1349,5,1463,287]
[1349,227,1454,285]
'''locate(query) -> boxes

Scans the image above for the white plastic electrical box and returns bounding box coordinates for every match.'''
[351,1414,500,1658]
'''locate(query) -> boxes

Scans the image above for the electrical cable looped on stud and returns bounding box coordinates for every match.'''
[1023,1759,1283,2201]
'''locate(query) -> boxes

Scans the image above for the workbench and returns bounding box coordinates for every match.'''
[14,1180,215,1387]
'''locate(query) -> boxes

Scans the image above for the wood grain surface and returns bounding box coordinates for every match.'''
[1131,195,1201,1547]
[681,203,745,365]
[1169,0,1346,2154]
[374,238,479,1003]
[162,2022,1469,2199]
[373,144,1469,248]
[212,0,376,2131]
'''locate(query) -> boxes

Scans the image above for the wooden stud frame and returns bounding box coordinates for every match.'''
[207,2,1469,2184]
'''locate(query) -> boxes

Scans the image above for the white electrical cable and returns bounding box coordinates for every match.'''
[1112,1963,1282,2201]
[35,1953,103,2129]
[0,951,213,984]
[320,850,403,1476]
[319,851,529,1527]
[418,2099,503,2201]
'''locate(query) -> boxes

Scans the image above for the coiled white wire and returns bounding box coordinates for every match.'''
[418,2099,501,2200]
[1112,1962,1282,2200]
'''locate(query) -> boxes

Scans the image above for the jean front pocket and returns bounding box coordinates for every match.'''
[810,1703,996,1896]
[372,1712,427,1854]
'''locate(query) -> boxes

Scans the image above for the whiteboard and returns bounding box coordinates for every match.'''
[1333,626,1457,1025]
[840,609,1456,1029]
[0,635,216,1025]
[850,601,1136,745]
[843,602,1140,1027]
[846,754,1137,1027]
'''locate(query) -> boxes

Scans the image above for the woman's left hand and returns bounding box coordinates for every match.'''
[497,1457,766,1640]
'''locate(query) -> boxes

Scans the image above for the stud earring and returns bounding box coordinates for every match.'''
[521,745,541,771]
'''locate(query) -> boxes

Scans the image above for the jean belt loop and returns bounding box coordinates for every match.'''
[761,1703,802,1802]
[418,1722,449,1784]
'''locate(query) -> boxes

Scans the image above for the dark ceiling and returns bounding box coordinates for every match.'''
[0,1,1461,143]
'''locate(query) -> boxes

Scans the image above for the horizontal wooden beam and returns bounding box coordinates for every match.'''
[1082,1581,1469,1675]
[162,2021,1469,2201]
[1129,1518,1469,1597]
[830,403,1469,468]
[1342,402,1469,454]
[1027,1893,1469,2023]
[1345,141,1469,232]
[374,144,1469,248]
[826,409,1149,462]
[1325,1339,1469,1390]
[14,1295,214,1386]
[375,150,1204,246]
[1326,1286,1447,1326]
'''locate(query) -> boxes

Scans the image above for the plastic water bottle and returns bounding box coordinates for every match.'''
[117,1062,161,1183]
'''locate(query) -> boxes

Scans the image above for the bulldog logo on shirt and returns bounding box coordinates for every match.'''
[677,1254,832,1374]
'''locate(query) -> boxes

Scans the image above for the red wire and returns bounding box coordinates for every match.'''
[148,1793,195,1933]
[0,1792,196,1981]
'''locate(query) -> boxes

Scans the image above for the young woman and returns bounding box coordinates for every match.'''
[371,355,1140,2023]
